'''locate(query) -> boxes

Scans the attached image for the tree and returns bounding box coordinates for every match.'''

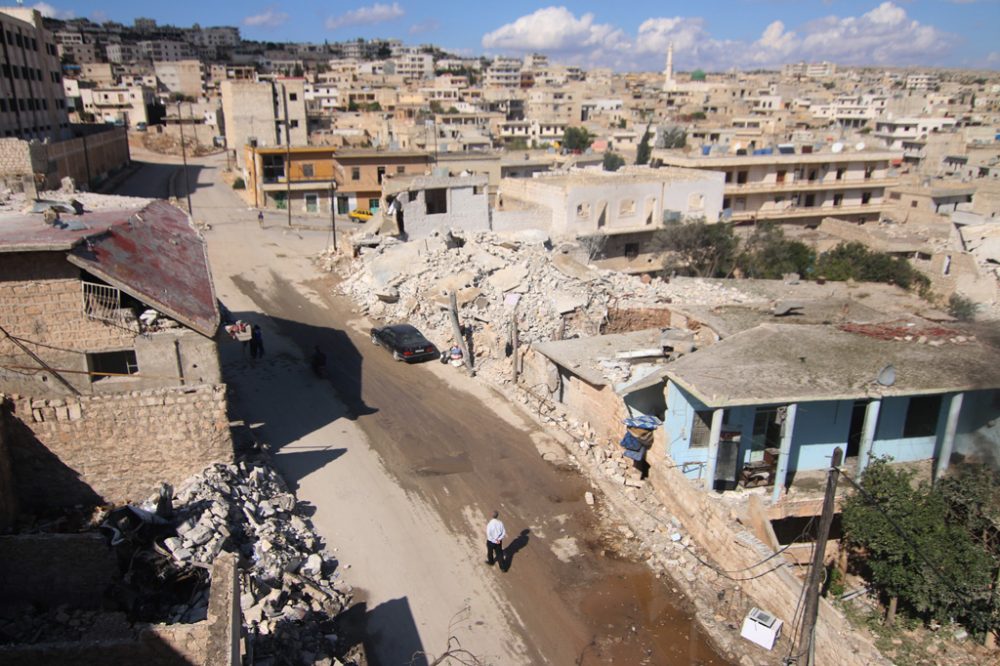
[948,293,979,321]
[649,220,737,277]
[815,242,929,293]
[635,124,652,165]
[735,222,814,279]
[561,126,593,152]
[602,151,625,172]
[429,100,444,114]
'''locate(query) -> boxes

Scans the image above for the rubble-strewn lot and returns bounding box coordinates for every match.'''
[328,230,753,384]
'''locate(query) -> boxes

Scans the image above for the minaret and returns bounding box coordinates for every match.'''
[663,42,674,91]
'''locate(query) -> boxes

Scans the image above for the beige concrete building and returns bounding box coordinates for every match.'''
[221,79,306,167]
[79,85,155,127]
[154,59,205,99]
[0,7,71,141]
[656,148,901,226]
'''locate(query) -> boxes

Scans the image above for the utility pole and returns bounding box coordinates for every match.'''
[281,83,292,227]
[797,446,843,666]
[329,181,338,252]
[447,291,474,376]
[177,101,192,215]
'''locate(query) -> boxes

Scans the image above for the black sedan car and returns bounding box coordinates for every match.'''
[370,324,439,363]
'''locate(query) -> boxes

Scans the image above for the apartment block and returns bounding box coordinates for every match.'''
[485,58,522,89]
[657,148,901,226]
[138,39,191,62]
[874,117,958,150]
[222,79,307,167]
[0,7,70,141]
[154,59,205,99]
[79,85,155,127]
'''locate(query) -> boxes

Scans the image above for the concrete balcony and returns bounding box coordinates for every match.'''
[729,202,887,222]
[724,177,898,195]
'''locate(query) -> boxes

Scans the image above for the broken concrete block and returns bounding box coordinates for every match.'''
[552,253,599,282]
[584,492,595,506]
[300,553,323,578]
[487,263,529,293]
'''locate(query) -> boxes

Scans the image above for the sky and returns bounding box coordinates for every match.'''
[29,1,1000,71]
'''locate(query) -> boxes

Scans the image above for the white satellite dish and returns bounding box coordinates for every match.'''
[855,141,866,151]
[831,142,844,154]
[875,364,896,387]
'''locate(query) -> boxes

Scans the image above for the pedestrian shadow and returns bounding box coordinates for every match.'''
[501,528,531,572]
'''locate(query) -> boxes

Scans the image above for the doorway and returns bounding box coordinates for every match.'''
[846,400,867,458]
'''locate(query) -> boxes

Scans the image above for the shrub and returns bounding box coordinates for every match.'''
[947,293,978,321]
[232,177,245,190]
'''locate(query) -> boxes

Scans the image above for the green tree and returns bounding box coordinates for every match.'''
[736,222,815,279]
[561,126,593,152]
[635,124,652,165]
[650,220,737,277]
[603,151,625,172]
[815,242,929,293]
[429,100,444,114]
[947,293,979,321]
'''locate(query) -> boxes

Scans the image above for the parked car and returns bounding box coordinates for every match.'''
[348,208,373,222]
[370,324,438,363]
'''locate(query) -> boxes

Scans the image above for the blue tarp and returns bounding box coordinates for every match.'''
[623,415,662,430]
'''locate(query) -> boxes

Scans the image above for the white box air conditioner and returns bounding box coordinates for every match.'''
[740,607,783,650]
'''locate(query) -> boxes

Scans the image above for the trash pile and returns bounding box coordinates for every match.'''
[328,230,750,383]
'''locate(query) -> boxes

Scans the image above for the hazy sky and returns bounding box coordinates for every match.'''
[30,1,1000,70]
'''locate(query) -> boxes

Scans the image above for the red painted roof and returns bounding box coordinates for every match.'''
[0,201,219,338]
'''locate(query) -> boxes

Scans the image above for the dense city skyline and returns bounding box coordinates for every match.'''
[28,0,1000,71]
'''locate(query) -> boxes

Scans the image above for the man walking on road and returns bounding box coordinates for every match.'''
[486,511,506,568]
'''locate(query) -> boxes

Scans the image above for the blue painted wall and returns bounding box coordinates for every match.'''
[870,395,947,463]
[955,389,1000,461]
[787,401,852,473]
[664,381,708,481]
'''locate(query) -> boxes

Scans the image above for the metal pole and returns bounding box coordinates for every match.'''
[330,182,338,252]
[282,83,292,227]
[177,102,193,214]
[798,446,843,666]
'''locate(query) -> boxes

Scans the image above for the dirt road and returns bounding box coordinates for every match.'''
[120,152,731,665]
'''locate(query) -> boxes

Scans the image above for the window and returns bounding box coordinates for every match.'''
[833,193,843,207]
[576,202,591,219]
[836,168,846,180]
[368,198,380,211]
[425,188,447,215]
[305,193,318,213]
[724,171,733,183]
[690,411,714,448]
[861,191,872,205]
[619,199,636,216]
[336,195,349,215]
[776,170,786,184]
[804,194,815,208]
[289,92,297,101]
[864,166,874,180]
[289,119,299,129]
[396,165,405,174]
[624,242,639,260]
[736,171,748,184]
[377,166,386,184]
[903,395,941,438]
[351,167,360,180]
[910,200,918,208]
[300,163,314,178]
[88,350,138,381]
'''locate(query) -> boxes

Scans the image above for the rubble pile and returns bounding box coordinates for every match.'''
[329,230,750,382]
[162,459,361,666]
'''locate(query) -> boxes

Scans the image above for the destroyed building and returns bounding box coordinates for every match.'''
[0,196,232,511]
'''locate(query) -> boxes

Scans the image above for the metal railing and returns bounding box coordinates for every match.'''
[81,281,138,331]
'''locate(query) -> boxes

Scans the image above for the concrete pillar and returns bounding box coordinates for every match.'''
[934,392,964,482]
[856,399,882,479]
[704,408,724,491]
[771,403,798,503]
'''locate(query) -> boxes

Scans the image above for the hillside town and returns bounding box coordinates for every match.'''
[1,3,999,666]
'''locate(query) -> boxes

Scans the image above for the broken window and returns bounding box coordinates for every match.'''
[261,154,285,183]
[87,350,138,381]
[903,395,941,438]
[425,188,447,215]
[833,193,843,207]
[861,191,872,205]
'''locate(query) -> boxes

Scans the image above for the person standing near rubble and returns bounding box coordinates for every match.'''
[250,324,265,359]
[486,510,506,569]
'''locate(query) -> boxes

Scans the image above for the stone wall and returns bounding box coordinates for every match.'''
[0,401,18,531]
[0,533,119,608]
[4,383,233,510]
[0,127,129,192]
[648,459,885,666]
[0,552,239,666]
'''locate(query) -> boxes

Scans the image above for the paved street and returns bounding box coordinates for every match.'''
[119,150,729,665]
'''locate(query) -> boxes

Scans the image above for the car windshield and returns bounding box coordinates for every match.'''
[395,329,426,345]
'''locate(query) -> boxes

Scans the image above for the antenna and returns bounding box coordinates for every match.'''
[875,364,896,387]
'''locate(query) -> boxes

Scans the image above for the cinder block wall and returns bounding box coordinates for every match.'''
[4,384,232,510]
[648,460,886,666]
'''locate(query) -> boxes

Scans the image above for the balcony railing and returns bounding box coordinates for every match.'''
[724,177,898,194]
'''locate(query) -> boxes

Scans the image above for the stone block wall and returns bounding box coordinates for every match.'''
[648,459,885,666]
[0,533,119,608]
[0,128,129,192]
[4,383,233,510]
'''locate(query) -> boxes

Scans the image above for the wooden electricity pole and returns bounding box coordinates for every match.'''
[798,446,843,666]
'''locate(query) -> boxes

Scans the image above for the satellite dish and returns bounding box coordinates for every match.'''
[831,142,844,153]
[855,141,866,151]
[875,364,896,387]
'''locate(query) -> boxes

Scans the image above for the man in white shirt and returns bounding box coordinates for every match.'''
[486,510,506,568]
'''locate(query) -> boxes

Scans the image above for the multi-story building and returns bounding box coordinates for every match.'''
[391,52,433,82]
[105,42,140,64]
[79,85,156,127]
[782,61,836,79]
[242,145,432,214]
[0,7,71,140]
[873,117,958,150]
[485,58,522,89]
[906,73,940,91]
[221,79,307,167]
[657,147,902,226]
[154,59,205,99]
[137,39,191,62]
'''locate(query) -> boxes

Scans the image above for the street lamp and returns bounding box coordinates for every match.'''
[329,181,338,252]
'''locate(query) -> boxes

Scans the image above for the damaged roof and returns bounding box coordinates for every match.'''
[533,328,668,387]
[0,200,219,337]
[664,323,1000,408]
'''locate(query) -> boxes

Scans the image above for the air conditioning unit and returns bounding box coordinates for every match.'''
[741,607,783,650]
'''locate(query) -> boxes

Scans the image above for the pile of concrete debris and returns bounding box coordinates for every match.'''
[328,230,749,382]
[160,458,362,666]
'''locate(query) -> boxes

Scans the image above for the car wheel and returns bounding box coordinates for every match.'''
[371,333,379,345]
[392,350,403,362]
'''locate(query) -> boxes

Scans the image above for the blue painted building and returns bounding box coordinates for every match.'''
[658,323,1000,500]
